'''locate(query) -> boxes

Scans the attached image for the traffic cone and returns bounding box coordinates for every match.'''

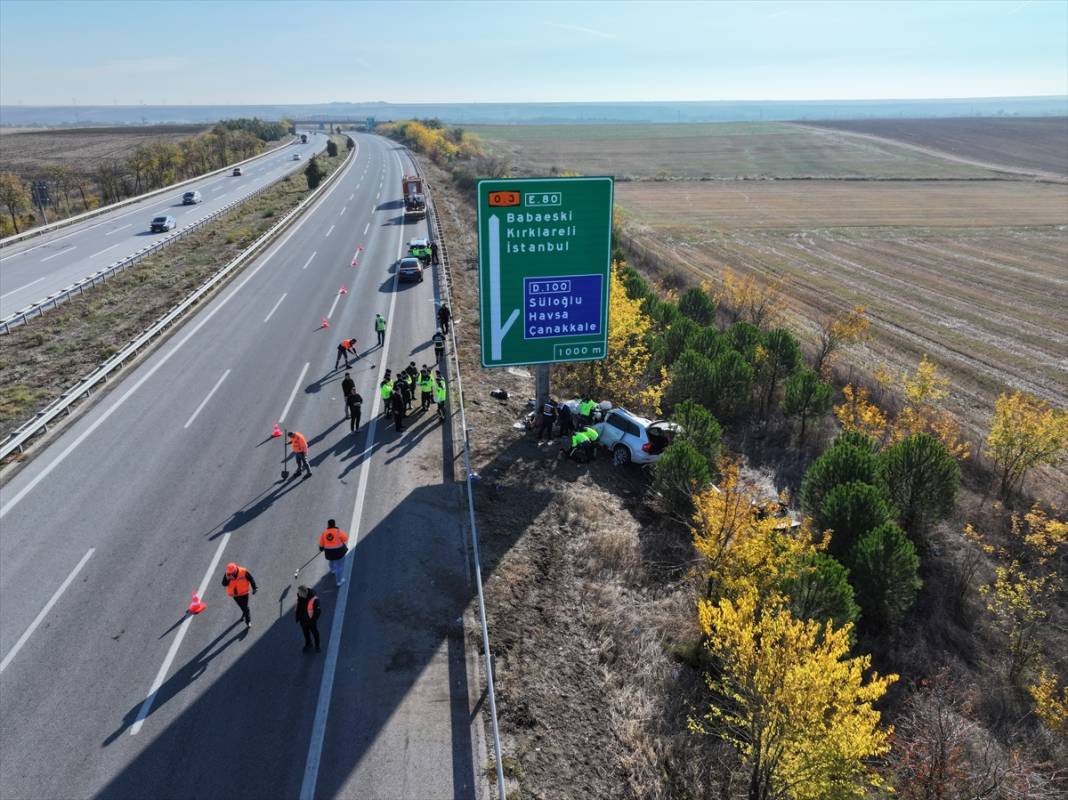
[271,421,282,438]
[188,592,207,614]
[320,318,329,329]
[338,286,348,295]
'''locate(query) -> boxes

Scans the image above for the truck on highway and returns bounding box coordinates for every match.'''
[300,133,308,144]
[402,175,427,221]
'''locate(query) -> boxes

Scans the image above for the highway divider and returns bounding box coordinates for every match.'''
[0,135,300,250]
[0,140,355,463]
[0,139,326,335]
[410,147,508,800]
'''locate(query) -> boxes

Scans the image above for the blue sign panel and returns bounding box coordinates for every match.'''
[522,274,604,340]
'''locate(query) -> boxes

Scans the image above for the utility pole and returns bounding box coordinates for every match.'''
[536,364,551,416]
[31,180,50,224]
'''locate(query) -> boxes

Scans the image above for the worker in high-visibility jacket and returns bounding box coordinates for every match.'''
[374,314,387,347]
[418,366,434,411]
[295,585,321,652]
[221,562,258,628]
[335,337,358,369]
[288,431,311,478]
[433,371,448,421]
[379,377,393,418]
[567,429,591,463]
[582,425,600,460]
[578,397,597,425]
[318,519,349,587]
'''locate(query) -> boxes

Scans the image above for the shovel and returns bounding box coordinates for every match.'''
[280,429,289,480]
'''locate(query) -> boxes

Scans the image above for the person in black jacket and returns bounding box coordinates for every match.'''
[346,391,363,432]
[391,389,406,432]
[341,372,356,419]
[295,585,321,652]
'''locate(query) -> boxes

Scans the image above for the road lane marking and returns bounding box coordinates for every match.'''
[0,548,95,674]
[0,276,46,300]
[325,224,335,237]
[0,142,360,520]
[183,369,231,429]
[279,362,310,424]
[339,206,346,216]
[89,243,121,259]
[217,192,229,199]
[301,151,406,800]
[348,193,354,201]
[375,191,380,201]
[326,291,342,320]
[129,532,231,735]
[263,292,287,323]
[363,222,369,235]
[39,246,76,263]
[104,223,132,236]
[301,251,317,270]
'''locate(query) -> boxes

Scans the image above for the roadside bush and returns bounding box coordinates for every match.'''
[622,271,650,301]
[688,326,728,361]
[670,400,722,470]
[726,321,763,364]
[656,317,699,368]
[816,481,893,559]
[848,522,921,630]
[779,550,860,634]
[304,156,324,190]
[678,287,717,326]
[326,139,339,157]
[782,367,833,445]
[800,443,880,516]
[642,296,680,330]
[346,136,355,151]
[663,350,715,412]
[757,328,801,417]
[653,440,711,517]
[878,433,959,544]
[836,430,880,453]
[707,349,753,421]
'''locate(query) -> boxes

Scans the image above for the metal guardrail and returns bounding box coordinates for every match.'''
[0,141,326,335]
[0,136,299,250]
[0,142,355,462]
[411,148,508,800]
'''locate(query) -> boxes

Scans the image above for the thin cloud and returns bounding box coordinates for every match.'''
[84,57,188,79]
[1008,0,1035,12]
[763,9,791,20]
[546,22,619,40]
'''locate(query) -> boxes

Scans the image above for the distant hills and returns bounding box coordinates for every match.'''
[2,96,1065,128]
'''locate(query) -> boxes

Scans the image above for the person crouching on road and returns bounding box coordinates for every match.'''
[296,585,321,652]
[566,429,590,463]
[288,431,312,478]
[582,424,600,460]
[319,519,349,587]
[222,562,257,629]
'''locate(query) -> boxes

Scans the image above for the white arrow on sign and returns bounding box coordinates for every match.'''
[488,214,519,361]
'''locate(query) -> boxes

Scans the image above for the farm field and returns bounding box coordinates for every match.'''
[802,116,1068,177]
[473,121,1002,180]
[616,179,1068,443]
[0,124,207,178]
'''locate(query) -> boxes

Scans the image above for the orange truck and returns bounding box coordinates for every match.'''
[402,175,426,221]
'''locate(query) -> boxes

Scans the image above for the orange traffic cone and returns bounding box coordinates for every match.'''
[320,318,329,329]
[188,591,207,614]
[338,286,348,295]
[271,421,282,438]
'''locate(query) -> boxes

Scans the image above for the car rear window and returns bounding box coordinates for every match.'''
[153,217,166,223]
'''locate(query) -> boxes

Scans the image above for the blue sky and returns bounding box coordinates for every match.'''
[1,0,1065,105]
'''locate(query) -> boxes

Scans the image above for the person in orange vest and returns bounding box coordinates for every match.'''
[288,430,312,478]
[319,519,349,586]
[295,585,322,652]
[221,562,258,629]
[335,337,358,369]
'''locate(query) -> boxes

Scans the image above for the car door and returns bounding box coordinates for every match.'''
[597,412,625,449]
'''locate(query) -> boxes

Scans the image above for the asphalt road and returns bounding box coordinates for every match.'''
[0,133,485,800]
[0,132,329,318]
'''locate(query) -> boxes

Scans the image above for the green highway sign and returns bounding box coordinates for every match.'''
[476,176,614,367]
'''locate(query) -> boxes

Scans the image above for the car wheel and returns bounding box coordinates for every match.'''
[612,444,631,466]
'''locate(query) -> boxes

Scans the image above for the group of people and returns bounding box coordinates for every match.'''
[380,363,448,431]
[220,517,349,653]
[535,395,601,462]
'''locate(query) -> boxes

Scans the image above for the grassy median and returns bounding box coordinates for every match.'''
[0,136,349,443]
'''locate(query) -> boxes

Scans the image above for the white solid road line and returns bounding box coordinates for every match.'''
[183,368,231,429]
[279,362,310,424]
[0,143,358,520]
[339,206,346,216]
[326,291,343,320]
[300,150,407,800]
[89,243,121,259]
[0,275,46,300]
[325,224,335,238]
[263,292,287,323]
[104,223,132,236]
[129,531,232,735]
[301,251,316,270]
[39,246,76,263]
[0,548,95,674]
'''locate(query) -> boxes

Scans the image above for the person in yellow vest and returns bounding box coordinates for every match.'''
[434,371,448,421]
[379,376,393,418]
[418,366,434,412]
[318,519,350,587]
[374,313,386,347]
[567,429,591,463]
[578,396,597,426]
[288,431,312,478]
[582,424,600,460]
[221,562,258,629]
[295,585,321,653]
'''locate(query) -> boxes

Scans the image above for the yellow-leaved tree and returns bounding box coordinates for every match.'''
[1029,671,1068,738]
[814,306,871,378]
[693,588,896,800]
[556,263,663,415]
[720,268,786,329]
[986,391,1068,497]
[893,355,970,459]
[834,384,888,441]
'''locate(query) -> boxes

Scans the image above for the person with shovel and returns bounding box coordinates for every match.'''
[288,431,312,479]
[319,519,349,587]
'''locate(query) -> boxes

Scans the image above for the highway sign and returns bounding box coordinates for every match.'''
[477,176,613,367]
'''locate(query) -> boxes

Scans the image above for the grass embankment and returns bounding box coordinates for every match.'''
[0,136,348,442]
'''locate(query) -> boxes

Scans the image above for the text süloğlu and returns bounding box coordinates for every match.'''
[505,211,576,254]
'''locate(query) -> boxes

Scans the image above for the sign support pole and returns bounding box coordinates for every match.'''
[536,363,551,414]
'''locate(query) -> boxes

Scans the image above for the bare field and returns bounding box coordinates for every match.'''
[802,117,1068,177]
[0,124,207,178]
[474,121,1000,180]
[617,180,1068,439]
